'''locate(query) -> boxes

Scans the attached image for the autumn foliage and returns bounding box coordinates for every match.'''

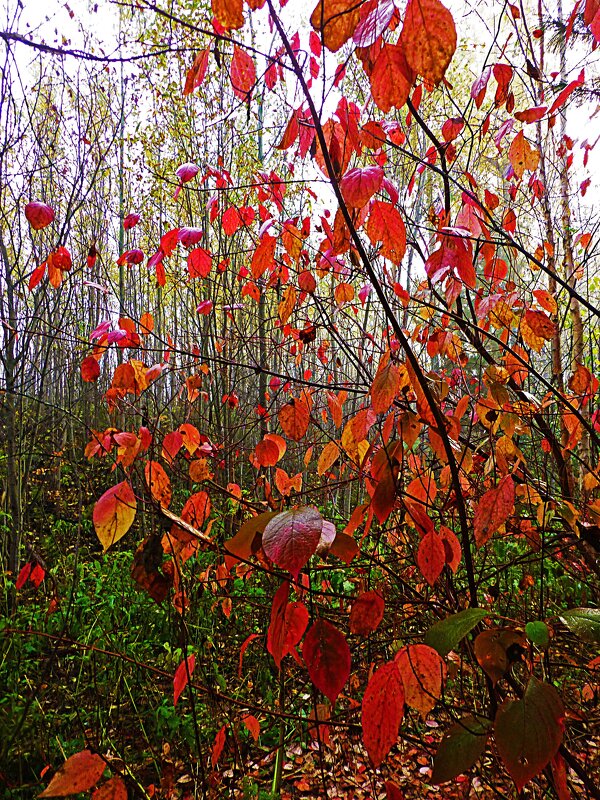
[8,0,600,797]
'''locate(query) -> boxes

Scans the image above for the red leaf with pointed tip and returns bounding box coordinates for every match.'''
[188,248,212,278]
[362,661,405,767]
[514,105,547,123]
[183,48,209,95]
[160,228,180,257]
[263,507,323,578]
[474,475,515,547]
[548,70,584,115]
[16,562,33,589]
[173,654,196,706]
[400,0,457,85]
[230,45,256,101]
[303,618,350,703]
[417,530,446,586]
[370,43,414,113]
[40,750,105,797]
[350,590,384,635]
[211,724,227,767]
[25,201,55,230]
[267,581,309,667]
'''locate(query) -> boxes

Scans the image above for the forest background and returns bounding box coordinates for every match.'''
[1,0,600,797]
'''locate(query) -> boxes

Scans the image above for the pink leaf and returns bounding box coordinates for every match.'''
[262,507,324,579]
[340,166,384,208]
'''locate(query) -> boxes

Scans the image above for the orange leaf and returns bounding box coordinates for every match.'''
[40,750,105,797]
[401,0,457,85]
[242,714,261,742]
[183,48,209,95]
[93,482,137,553]
[395,644,446,717]
[91,776,128,800]
[509,131,540,180]
[211,0,244,30]
[371,359,401,414]
[145,461,172,508]
[318,441,340,475]
[310,0,362,52]
[278,399,310,440]
[524,309,557,340]
[251,234,276,280]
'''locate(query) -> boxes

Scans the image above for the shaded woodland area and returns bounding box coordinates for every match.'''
[1,0,600,797]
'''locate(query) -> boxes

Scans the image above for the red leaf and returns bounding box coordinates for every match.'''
[187,248,212,278]
[340,166,384,208]
[238,633,260,677]
[362,661,405,767]
[211,724,227,767]
[183,48,209,95]
[385,781,406,800]
[395,644,446,716]
[417,530,446,586]
[267,581,309,667]
[230,45,256,101]
[495,677,564,792]
[242,714,260,741]
[25,201,55,230]
[473,475,515,547]
[123,213,140,230]
[81,356,101,383]
[400,0,457,85]
[514,105,547,123]
[162,431,183,464]
[302,618,350,703]
[40,750,105,797]
[173,654,196,706]
[370,44,414,113]
[15,562,33,590]
[262,507,324,579]
[548,70,584,115]
[366,200,407,265]
[349,590,385,635]
[160,228,180,257]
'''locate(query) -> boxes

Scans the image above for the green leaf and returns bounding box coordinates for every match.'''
[424,609,494,657]
[431,715,491,784]
[525,621,550,649]
[495,677,564,792]
[560,608,600,645]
